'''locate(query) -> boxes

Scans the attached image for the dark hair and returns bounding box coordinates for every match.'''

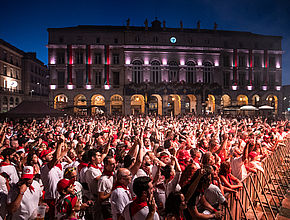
[161,165,172,180]
[165,191,183,217]
[81,151,90,163]
[219,161,231,176]
[190,148,200,159]
[201,152,212,166]
[133,176,151,198]
[103,155,114,165]
[1,148,16,159]
[123,154,134,168]
[26,150,39,166]
[87,149,101,162]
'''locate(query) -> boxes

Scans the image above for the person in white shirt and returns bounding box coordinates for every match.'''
[0,172,10,220]
[0,148,19,184]
[122,176,159,220]
[7,166,44,220]
[230,142,249,180]
[111,168,133,220]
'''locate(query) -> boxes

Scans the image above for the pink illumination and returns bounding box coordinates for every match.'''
[125,58,131,65]
[86,85,92,90]
[180,59,185,65]
[144,58,149,65]
[50,57,56,65]
[276,63,280,68]
[197,60,202,66]
[262,86,267,91]
[247,86,253,91]
[162,59,167,65]
[50,85,56,90]
[214,60,219,66]
[232,85,237,90]
[276,86,281,91]
[67,84,74,90]
[104,85,111,90]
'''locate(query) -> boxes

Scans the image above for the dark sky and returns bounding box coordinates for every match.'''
[1,0,290,85]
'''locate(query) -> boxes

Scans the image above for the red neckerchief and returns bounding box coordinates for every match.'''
[78,162,88,173]
[0,162,11,166]
[130,198,148,217]
[55,163,62,171]
[88,163,100,170]
[103,170,113,177]
[29,185,35,192]
[112,182,129,191]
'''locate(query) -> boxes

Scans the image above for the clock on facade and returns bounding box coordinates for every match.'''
[170,37,176,43]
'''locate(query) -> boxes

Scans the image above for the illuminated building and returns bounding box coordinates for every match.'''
[0,39,49,112]
[48,19,282,115]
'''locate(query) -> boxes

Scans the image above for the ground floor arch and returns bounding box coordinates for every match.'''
[54,94,68,109]
[148,94,162,115]
[131,94,145,115]
[252,94,260,106]
[110,94,123,114]
[185,94,197,114]
[221,94,231,108]
[168,94,181,116]
[237,94,248,106]
[74,94,87,115]
[266,94,278,114]
[206,94,215,113]
[91,94,105,115]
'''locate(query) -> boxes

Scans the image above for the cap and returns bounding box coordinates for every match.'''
[40,149,54,158]
[21,166,34,179]
[57,178,75,192]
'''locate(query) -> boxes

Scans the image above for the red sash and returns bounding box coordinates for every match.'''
[0,162,11,166]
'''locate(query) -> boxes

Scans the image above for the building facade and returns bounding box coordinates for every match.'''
[0,39,49,113]
[47,19,282,116]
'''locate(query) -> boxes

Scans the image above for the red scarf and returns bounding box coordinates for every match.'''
[89,163,100,170]
[103,170,114,177]
[55,163,62,171]
[130,198,148,216]
[78,162,88,173]
[0,162,11,166]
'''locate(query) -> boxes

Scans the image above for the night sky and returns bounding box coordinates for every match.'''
[1,0,290,85]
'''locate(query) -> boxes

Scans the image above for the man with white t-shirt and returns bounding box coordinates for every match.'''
[122,176,159,220]
[111,168,133,220]
[230,141,249,180]
[0,148,19,184]
[7,166,44,220]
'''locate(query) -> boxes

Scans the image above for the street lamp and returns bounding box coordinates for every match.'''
[37,82,42,95]
[30,90,34,97]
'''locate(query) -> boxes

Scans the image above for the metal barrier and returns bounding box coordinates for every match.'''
[221,138,290,220]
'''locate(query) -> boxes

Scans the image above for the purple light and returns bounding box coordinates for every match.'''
[214,60,219,66]
[67,85,74,90]
[180,59,185,65]
[50,85,56,90]
[262,86,267,91]
[162,59,167,65]
[144,58,149,65]
[276,63,280,68]
[50,57,56,65]
[232,85,237,90]
[86,85,92,90]
[276,86,281,91]
[125,58,131,65]
[247,86,253,91]
[104,85,111,90]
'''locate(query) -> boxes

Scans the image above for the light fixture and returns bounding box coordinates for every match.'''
[50,85,56,90]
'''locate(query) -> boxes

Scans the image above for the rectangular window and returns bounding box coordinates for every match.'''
[94,53,102,64]
[239,55,246,67]
[254,55,260,67]
[269,72,275,87]
[223,72,230,88]
[57,52,65,64]
[238,72,246,87]
[223,55,230,67]
[75,51,83,64]
[113,72,120,85]
[95,71,102,86]
[113,54,119,65]
[76,71,83,88]
[57,71,65,88]
[269,56,275,68]
[254,72,261,87]
[3,65,7,75]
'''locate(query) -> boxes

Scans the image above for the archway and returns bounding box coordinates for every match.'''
[149,94,162,115]
[54,94,68,109]
[168,94,181,116]
[266,95,278,114]
[206,94,215,113]
[131,95,145,115]
[91,94,105,115]
[221,94,231,108]
[186,94,197,114]
[74,94,87,115]
[110,94,123,114]
[252,95,260,106]
[237,94,248,106]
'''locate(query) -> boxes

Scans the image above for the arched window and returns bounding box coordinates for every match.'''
[151,60,161,83]
[168,61,179,82]
[132,60,143,84]
[186,61,196,83]
[203,62,213,84]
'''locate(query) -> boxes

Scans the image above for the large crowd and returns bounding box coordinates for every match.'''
[0,115,288,220]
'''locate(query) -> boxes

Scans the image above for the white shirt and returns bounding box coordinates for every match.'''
[231,156,247,180]
[123,202,160,220]
[0,163,19,184]
[40,164,63,199]
[85,166,102,196]
[7,180,42,220]
[98,175,114,205]
[205,184,226,206]
[0,175,8,219]
[111,187,132,220]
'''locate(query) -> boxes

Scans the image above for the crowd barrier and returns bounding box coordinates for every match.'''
[221,138,290,220]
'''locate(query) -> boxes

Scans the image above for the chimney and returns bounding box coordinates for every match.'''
[126,18,130,29]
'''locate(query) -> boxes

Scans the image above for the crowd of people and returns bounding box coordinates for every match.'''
[0,114,288,220]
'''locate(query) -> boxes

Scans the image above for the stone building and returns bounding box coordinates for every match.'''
[47,19,282,115]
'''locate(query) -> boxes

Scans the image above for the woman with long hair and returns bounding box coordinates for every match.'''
[165,191,187,220]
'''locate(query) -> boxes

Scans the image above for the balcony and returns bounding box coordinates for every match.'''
[0,87,23,94]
